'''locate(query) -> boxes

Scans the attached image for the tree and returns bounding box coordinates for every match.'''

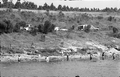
[50,3,56,10]
[38,5,43,10]
[62,5,67,11]
[57,5,62,10]
[2,0,8,7]
[43,20,51,34]
[70,7,74,11]
[66,6,70,11]
[0,21,7,34]
[21,1,37,9]
[7,0,14,12]
[3,19,13,33]
[14,0,21,9]
[43,3,49,10]
[14,21,26,32]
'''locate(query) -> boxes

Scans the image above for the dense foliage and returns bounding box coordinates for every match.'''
[38,20,55,34]
[0,0,120,12]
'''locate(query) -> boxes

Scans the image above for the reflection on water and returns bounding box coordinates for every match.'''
[1,60,120,77]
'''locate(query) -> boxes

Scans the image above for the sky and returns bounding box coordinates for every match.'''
[3,0,120,9]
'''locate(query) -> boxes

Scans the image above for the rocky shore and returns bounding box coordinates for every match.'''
[1,40,120,63]
[1,48,120,63]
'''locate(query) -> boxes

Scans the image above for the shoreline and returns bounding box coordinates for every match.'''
[1,52,119,63]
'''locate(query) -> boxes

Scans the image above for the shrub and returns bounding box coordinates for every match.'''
[38,21,56,34]
[48,24,56,32]
[84,25,91,33]
[97,16,103,20]
[112,27,118,34]
[0,19,13,34]
[0,21,7,34]
[108,26,113,30]
[3,19,13,33]
[107,16,114,21]
[14,21,26,32]
[58,11,64,17]
[108,26,119,33]
[69,25,75,31]
[108,33,120,38]
[38,24,44,33]
[81,13,90,20]
[43,20,51,34]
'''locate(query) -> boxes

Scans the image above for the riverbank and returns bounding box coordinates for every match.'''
[1,50,120,63]
[1,39,120,63]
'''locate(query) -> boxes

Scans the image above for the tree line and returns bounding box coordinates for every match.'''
[0,0,120,12]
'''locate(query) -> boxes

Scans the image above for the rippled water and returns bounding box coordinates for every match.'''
[1,60,120,77]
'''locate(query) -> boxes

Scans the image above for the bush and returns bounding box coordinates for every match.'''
[43,20,51,34]
[3,19,13,33]
[58,11,64,17]
[113,27,118,33]
[14,21,26,32]
[108,16,114,21]
[48,24,56,32]
[97,16,103,20]
[108,26,119,33]
[0,19,13,34]
[38,24,44,33]
[84,25,91,33]
[38,21,56,34]
[0,21,7,34]
[29,26,38,36]
[108,26,113,30]
[108,33,120,38]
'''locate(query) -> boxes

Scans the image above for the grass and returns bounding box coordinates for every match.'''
[0,9,120,55]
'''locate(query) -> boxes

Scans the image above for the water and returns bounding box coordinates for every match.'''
[0,60,120,77]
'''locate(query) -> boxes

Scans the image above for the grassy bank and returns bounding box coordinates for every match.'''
[0,10,120,62]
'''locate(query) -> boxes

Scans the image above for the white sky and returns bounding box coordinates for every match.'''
[3,0,120,9]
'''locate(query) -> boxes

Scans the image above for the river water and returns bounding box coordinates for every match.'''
[0,60,120,77]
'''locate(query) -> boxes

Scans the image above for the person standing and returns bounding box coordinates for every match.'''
[90,52,92,60]
[112,53,115,60]
[66,53,69,61]
[102,52,105,60]
[46,56,50,62]
[18,54,21,62]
